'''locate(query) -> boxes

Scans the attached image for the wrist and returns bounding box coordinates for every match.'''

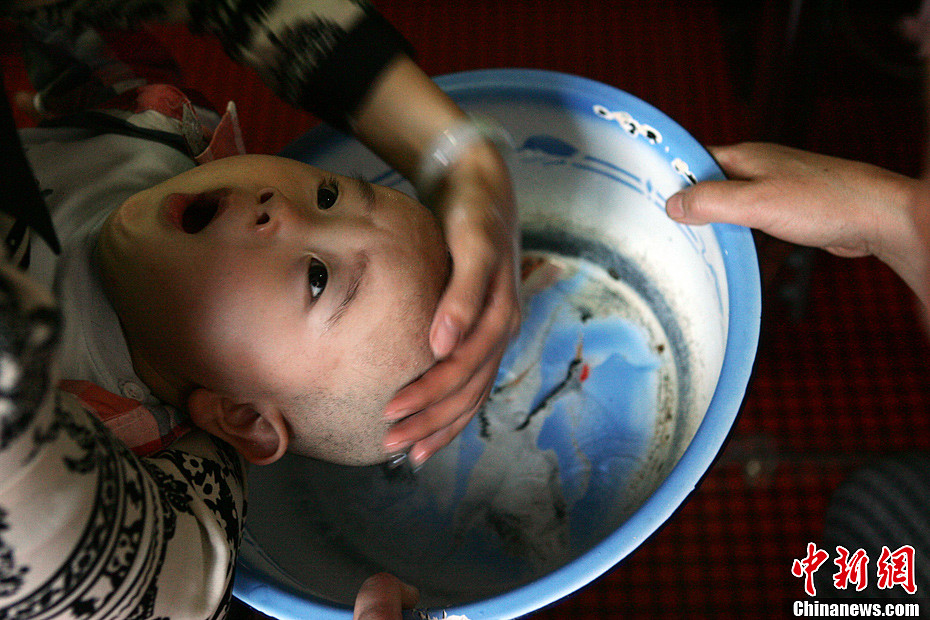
[414,116,513,204]
[349,55,466,178]
[870,171,928,298]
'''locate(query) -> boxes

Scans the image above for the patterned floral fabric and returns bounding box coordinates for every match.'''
[0,258,247,619]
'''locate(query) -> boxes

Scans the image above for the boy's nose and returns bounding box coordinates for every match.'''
[246,186,344,242]
[258,188,276,206]
[249,187,299,229]
[246,185,385,247]
[249,188,276,226]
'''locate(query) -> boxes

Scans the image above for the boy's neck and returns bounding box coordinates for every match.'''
[93,239,189,410]
[125,343,188,409]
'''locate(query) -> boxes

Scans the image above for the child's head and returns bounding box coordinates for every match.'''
[96,154,450,466]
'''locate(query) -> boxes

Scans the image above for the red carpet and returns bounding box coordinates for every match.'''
[4,1,929,617]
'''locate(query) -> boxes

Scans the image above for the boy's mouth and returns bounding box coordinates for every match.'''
[166,191,226,234]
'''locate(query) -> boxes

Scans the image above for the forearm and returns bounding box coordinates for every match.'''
[348,54,467,180]
[182,0,418,132]
[848,163,928,307]
[182,0,488,183]
[901,177,930,309]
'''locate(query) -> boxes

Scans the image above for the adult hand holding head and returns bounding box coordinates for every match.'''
[350,55,521,467]
[382,136,521,467]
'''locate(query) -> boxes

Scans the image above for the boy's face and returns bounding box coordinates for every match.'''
[97,155,449,465]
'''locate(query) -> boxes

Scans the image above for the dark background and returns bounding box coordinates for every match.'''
[4,1,929,617]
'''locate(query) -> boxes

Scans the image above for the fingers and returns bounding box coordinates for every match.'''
[387,347,500,437]
[667,142,808,227]
[707,142,768,179]
[430,217,514,358]
[669,142,898,259]
[383,267,518,464]
[666,142,774,226]
[709,142,803,179]
[429,257,492,359]
[390,141,519,464]
[385,264,517,418]
[384,345,502,463]
[408,403,483,465]
[13,91,46,123]
[429,150,518,359]
[353,573,419,620]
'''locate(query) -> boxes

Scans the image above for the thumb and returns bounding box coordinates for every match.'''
[430,267,489,358]
[430,236,499,358]
[353,573,419,620]
[666,180,754,227]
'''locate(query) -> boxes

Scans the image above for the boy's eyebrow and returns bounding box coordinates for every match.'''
[326,257,367,329]
[353,174,377,213]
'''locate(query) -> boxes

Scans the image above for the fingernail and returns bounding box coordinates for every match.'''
[384,435,411,450]
[384,425,413,449]
[666,192,686,220]
[386,451,408,469]
[384,406,412,420]
[431,315,460,358]
[409,447,429,471]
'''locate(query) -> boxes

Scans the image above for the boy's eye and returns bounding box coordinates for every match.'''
[317,184,338,210]
[308,259,328,300]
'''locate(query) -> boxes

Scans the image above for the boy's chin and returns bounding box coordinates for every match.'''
[284,419,395,467]
[287,444,395,468]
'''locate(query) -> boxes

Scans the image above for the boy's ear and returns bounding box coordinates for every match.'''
[187,388,289,465]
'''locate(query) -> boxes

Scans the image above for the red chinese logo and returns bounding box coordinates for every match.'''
[792,544,918,596]
[833,546,869,592]
[876,545,917,595]
[792,543,830,596]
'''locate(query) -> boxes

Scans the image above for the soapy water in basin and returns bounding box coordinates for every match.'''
[243,236,691,607]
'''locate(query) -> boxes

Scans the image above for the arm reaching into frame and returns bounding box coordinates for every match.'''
[665,142,928,308]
